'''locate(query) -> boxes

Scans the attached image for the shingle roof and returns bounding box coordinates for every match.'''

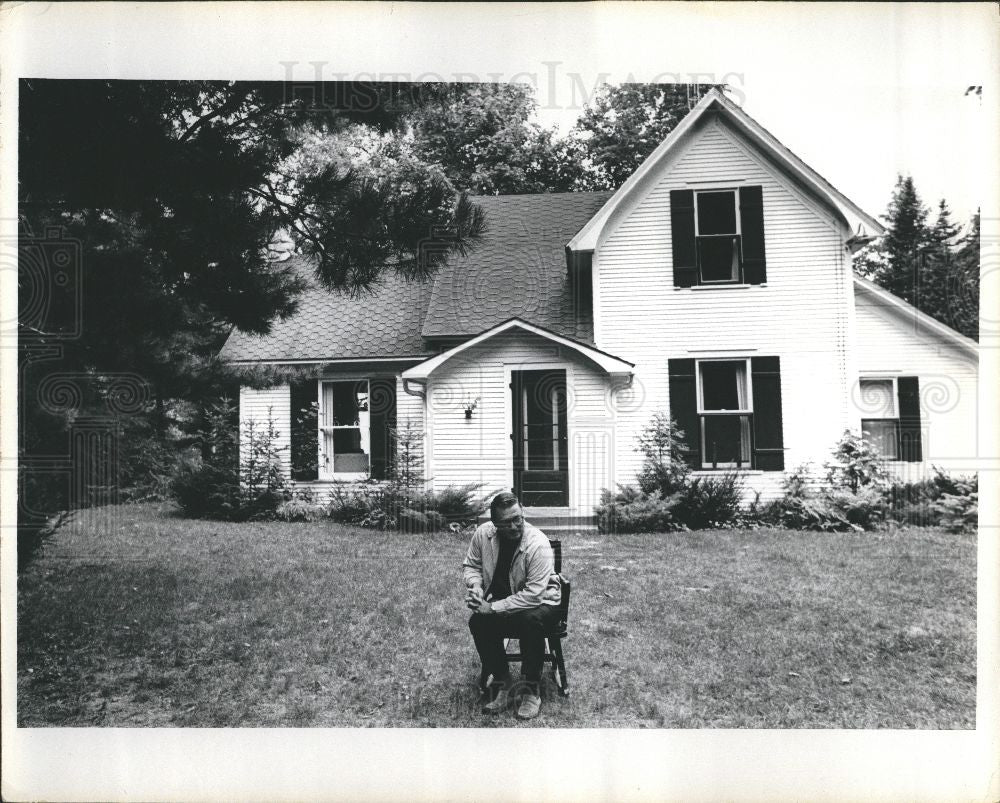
[421,192,613,339]
[219,191,612,363]
[219,258,438,362]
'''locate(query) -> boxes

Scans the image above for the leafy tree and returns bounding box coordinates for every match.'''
[569,83,718,190]
[402,83,582,194]
[852,240,889,282]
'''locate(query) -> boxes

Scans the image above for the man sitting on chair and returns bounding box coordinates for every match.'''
[464,491,562,719]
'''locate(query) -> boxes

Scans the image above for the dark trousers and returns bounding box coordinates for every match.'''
[469,605,559,684]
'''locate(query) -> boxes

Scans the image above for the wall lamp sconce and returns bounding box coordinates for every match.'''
[464,396,480,419]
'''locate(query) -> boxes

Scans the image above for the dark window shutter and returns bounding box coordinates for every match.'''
[670,190,698,288]
[897,376,922,462]
[739,185,766,284]
[289,379,318,481]
[750,356,784,470]
[667,358,700,468]
[368,377,397,480]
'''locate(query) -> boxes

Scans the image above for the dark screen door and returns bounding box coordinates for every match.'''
[511,369,568,506]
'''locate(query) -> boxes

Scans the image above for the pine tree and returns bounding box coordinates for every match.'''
[17,79,487,562]
[857,180,978,341]
[931,199,961,246]
[880,174,931,305]
[948,212,980,340]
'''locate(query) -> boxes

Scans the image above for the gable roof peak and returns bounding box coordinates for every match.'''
[567,90,883,254]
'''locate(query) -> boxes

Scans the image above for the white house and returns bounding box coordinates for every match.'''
[221,88,979,520]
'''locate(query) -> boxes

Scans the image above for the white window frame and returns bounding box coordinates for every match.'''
[694,188,742,285]
[858,376,900,459]
[695,358,753,469]
[318,378,371,481]
[695,358,753,415]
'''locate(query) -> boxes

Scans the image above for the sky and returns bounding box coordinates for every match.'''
[537,79,986,228]
[3,4,993,227]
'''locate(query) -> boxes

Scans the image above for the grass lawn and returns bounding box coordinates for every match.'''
[17,503,976,728]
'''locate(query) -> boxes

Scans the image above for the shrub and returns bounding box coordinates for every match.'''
[929,491,978,533]
[597,413,747,533]
[170,398,241,519]
[825,430,889,493]
[171,454,243,520]
[635,411,690,496]
[825,485,888,530]
[596,485,682,534]
[170,398,289,521]
[672,472,745,529]
[762,447,890,532]
[327,481,491,532]
[275,498,325,522]
[327,485,375,526]
[760,495,847,531]
[419,482,490,526]
[885,468,978,529]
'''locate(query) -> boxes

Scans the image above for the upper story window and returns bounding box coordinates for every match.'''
[670,186,767,287]
[695,190,742,283]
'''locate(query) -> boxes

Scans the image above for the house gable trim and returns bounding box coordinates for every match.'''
[567,88,884,255]
[401,318,634,380]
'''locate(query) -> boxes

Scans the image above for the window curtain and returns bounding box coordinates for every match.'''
[727,238,740,283]
[736,364,751,462]
[734,363,748,409]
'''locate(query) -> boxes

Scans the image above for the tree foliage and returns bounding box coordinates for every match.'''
[569,83,718,190]
[398,83,583,194]
[16,79,486,561]
[856,174,979,341]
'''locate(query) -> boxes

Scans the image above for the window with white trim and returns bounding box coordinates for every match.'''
[696,359,752,468]
[695,189,742,283]
[319,380,370,478]
[859,378,899,459]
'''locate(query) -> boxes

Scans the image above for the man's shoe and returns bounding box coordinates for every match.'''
[481,684,510,714]
[515,693,542,720]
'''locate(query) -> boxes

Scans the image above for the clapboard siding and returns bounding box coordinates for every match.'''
[595,116,851,500]
[239,385,292,479]
[426,331,613,514]
[853,288,978,477]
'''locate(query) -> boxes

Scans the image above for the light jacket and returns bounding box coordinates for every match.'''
[462,521,562,613]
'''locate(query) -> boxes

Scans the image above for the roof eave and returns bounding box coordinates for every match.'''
[854,275,978,359]
[402,318,634,380]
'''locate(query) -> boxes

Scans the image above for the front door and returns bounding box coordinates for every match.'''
[511,369,569,507]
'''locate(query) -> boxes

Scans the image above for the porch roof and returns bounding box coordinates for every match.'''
[400,317,635,380]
